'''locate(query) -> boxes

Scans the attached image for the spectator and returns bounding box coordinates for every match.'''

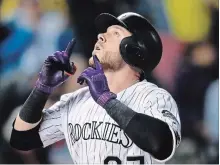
[174,41,217,146]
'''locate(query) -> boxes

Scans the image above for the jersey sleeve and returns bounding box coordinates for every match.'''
[140,89,181,162]
[38,93,74,148]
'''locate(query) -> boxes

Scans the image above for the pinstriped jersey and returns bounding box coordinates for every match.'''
[38,80,181,164]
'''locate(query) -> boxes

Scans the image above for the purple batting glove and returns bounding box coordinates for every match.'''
[35,39,77,94]
[77,55,117,107]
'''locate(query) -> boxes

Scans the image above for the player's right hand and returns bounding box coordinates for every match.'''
[35,39,77,94]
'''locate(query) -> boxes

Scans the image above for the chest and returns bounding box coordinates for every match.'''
[65,97,134,148]
[67,90,146,127]
[68,97,109,124]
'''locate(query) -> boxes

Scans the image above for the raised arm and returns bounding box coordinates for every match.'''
[10,39,77,150]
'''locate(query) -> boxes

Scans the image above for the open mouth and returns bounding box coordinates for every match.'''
[95,44,101,50]
[95,46,100,50]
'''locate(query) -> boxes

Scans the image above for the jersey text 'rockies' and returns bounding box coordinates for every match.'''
[39,80,181,164]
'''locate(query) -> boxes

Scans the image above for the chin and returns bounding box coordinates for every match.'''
[89,56,97,67]
[92,50,96,56]
[91,51,102,60]
[88,57,94,67]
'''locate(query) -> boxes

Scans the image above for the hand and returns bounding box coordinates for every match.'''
[35,39,77,94]
[77,55,116,107]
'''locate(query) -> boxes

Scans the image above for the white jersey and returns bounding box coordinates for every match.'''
[39,80,181,164]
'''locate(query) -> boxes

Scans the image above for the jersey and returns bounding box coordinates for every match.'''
[38,80,181,164]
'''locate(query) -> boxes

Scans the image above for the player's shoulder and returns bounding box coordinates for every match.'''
[60,86,90,102]
[139,81,179,113]
[139,80,174,100]
[138,80,171,95]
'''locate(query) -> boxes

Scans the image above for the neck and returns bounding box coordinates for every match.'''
[104,68,140,94]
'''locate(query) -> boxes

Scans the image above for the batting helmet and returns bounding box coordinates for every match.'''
[95,12,163,77]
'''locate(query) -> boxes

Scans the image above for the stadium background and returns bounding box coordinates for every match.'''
[0,0,218,163]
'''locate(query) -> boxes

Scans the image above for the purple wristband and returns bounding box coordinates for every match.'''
[35,80,54,94]
[97,92,117,107]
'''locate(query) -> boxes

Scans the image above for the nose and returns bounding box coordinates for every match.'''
[98,33,106,43]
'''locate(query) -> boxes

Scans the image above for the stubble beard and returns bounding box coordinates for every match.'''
[89,51,123,71]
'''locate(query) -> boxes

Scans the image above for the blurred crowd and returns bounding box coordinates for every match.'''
[0,0,218,164]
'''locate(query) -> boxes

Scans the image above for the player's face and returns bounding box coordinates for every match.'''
[90,25,132,71]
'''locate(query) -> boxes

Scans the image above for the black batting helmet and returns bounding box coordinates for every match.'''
[95,12,163,77]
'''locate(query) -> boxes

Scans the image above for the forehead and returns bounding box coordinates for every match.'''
[107,25,132,34]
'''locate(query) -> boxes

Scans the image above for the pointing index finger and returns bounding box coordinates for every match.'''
[65,38,76,58]
[93,55,102,70]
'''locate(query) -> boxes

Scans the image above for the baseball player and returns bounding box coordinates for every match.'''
[10,12,181,164]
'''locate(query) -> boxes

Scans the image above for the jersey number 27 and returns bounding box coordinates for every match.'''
[104,156,144,164]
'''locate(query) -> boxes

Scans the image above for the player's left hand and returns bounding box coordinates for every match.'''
[77,55,117,107]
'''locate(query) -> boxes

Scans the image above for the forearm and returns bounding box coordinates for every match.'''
[10,40,75,150]
[14,87,49,131]
[11,87,49,150]
[103,99,173,159]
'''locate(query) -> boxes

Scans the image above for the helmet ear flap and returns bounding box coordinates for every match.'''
[120,36,146,69]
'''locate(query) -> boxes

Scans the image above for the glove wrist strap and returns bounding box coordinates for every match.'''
[35,80,54,94]
[97,92,117,107]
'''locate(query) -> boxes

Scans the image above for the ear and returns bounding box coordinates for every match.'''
[120,36,145,68]
[120,36,141,57]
